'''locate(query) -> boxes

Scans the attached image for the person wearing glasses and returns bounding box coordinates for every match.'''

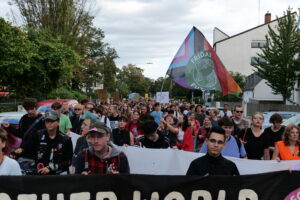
[70,104,84,135]
[199,117,247,158]
[232,105,250,137]
[238,112,270,160]
[186,127,239,176]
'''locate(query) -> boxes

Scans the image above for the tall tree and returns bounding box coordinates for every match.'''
[252,9,300,103]
[11,0,119,91]
[0,18,79,98]
[117,64,151,94]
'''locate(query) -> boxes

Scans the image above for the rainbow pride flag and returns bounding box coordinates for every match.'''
[166,27,242,96]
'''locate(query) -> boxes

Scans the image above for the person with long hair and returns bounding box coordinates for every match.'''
[160,114,178,148]
[272,124,300,160]
[175,115,194,152]
[239,112,270,160]
[197,116,212,150]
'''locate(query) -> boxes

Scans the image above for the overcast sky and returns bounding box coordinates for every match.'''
[0,0,299,79]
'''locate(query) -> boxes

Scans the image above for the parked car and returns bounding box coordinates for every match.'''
[37,99,79,113]
[282,115,300,127]
[262,111,300,129]
[0,111,26,129]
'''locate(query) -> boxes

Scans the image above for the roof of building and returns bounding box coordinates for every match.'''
[213,12,296,46]
[244,73,262,91]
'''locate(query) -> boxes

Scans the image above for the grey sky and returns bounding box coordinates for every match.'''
[0,0,299,79]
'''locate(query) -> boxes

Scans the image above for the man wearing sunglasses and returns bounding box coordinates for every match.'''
[186,127,239,176]
[232,105,250,137]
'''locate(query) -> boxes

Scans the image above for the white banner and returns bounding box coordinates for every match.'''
[121,146,300,175]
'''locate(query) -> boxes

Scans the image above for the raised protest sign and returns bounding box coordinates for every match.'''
[156,92,169,103]
[0,171,300,199]
[97,89,108,103]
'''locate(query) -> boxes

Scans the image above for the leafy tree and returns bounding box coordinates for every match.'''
[252,9,300,103]
[0,18,80,98]
[117,64,151,94]
[81,28,118,93]
[0,18,31,94]
[11,0,119,91]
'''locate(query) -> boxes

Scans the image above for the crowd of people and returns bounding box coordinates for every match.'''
[0,97,299,176]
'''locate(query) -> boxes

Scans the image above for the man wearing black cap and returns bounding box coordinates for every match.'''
[19,110,73,175]
[72,122,130,175]
[186,127,239,176]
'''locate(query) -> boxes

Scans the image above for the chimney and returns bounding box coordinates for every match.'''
[265,12,271,24]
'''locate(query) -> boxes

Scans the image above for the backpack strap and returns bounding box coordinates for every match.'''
[24,115,44,137]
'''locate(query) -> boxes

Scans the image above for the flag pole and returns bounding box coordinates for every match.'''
[160,74,168,92]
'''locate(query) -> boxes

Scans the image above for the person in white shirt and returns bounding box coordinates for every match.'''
[0,128,22,175]
[218,104,232,118]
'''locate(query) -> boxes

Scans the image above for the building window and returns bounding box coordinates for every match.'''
[251,40,266,48]
[251,57,266,65]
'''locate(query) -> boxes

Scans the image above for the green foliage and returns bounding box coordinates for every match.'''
[0,104,17,112]
[117,64,152,94]
[11,0,119,92]
[252,8,300,103]
[46,86,86,100]
[0,18,32,90]
[0,18,81,98]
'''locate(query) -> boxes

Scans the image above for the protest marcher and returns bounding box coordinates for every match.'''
[126,111,142,139]
[62,102,74,118]
[3,98,44,159]
[19,110,73,175]
[187,112,200,151]
[84,102,95,113]
[112,116,134,146]
[0,128,22,175]
[195,105,205,126]
[2,98,44,139]
[272,124,300,160]
[70,104,84,135]
[73,112,99,156]
[186,127,240,176]
[209,108,219,127]
[140,104,150,116]
[108,105,120,130]
[264,113,285,158]
[197,116,212,150]
[73,122,130,175]
[175,115,194,152]
[151,103,164,125]
[238,112,270,160]
[218,104,232,118]
[160,114,179,148]
[200,117,247,158]
[51,102,72,134]
[120,103,131,119]
[90,107,111,130]
[232,105,250,136]
[135,120,170,149]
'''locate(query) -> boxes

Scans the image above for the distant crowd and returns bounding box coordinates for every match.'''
[0,97,299,176]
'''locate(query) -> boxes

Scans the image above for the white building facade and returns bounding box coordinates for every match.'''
[213,13,300,105]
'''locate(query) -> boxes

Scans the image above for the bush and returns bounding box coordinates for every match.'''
[0,104,17,112]
[46,87,86,100]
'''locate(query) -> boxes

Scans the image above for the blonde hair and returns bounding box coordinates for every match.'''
[283,124,300,146]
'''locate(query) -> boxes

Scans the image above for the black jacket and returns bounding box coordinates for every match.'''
[186,153,240,176]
